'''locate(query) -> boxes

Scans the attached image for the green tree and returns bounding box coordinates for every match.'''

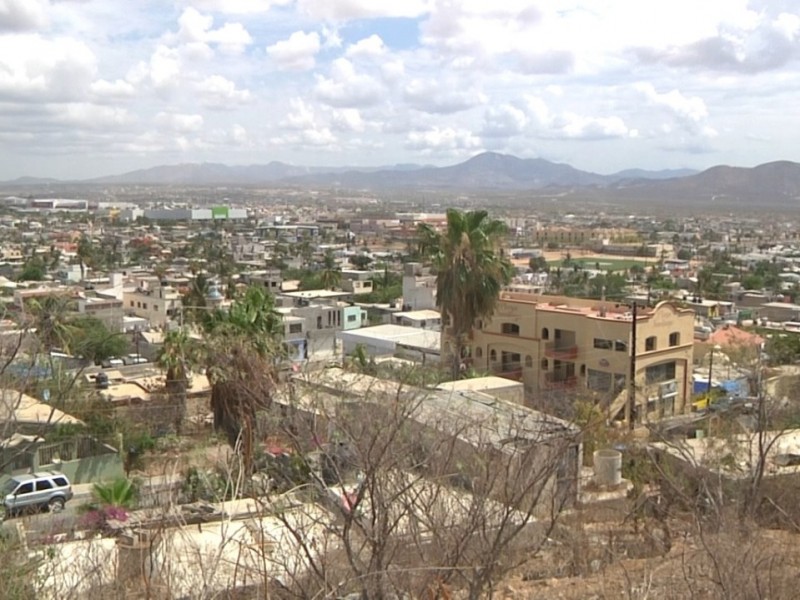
[17,256,46,281]
[528,255,548,273]
[25,294,76,352]
[70,317,129,364]
[76,234,95,280]
[92,478,138,508]
[203,286,284,472]
[350,253,373,270]
[418,209,513,379]
[157,328,201,433]
[320,250,342,290]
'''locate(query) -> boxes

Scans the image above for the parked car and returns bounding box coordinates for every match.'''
[123,354,148,366]
[2,472,73,517]
[101,357,124,368]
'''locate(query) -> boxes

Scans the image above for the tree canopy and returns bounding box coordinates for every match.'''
[417,208,513,378]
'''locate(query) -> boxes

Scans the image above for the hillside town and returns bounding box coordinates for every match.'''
[0,188,799,598]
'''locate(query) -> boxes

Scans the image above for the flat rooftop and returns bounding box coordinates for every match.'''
[394,309,441,321]
[338,324,440,352]
[287,370,577,453]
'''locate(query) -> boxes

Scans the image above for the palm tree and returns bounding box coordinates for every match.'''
[93,478,138,508]
[157,329,201,433]
[26,294,77,354]
[203,286,284,473]
[418,209,513,380]
[76,235,94,281]
[320,250,341,290]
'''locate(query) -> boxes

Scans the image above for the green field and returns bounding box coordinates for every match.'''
[546,257,650,272]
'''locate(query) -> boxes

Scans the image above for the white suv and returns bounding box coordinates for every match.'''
[2,472,73,516]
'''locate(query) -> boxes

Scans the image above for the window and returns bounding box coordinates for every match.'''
[541,358,549,370]
[476,320,483,330]
[129,301,134,307]
[580,364,586,376]
[525,355,532,368]
[347,314,357,322]
[289,323,302,334]
[317,316,323,329]
[142,303,148,310]
[593,338,613,350]
[501,322,520,335]
[489,349,497,362]
[669,332,680,346]
[645,336,657,351]
[587,369,612,392]
[52,477,68,487]
[541,328,549,340]
[136,302,141,308]
[613,373,627,394]
[646,361,676,385]
[615,340,627,352]
[154,304,159,312]
[15,482,33,495]
[36,479,53,491]
[475,347,483,358]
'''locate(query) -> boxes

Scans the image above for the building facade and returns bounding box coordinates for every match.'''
[468,294,695,423]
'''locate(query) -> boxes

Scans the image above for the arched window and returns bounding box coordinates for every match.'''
[541,358,549,370]
[501,322,520,335]
[475,347,483,358]
[490,349,497,362]
[645,336,657,351]
[669,332,680,346]
[541,327,550,340]
[525,355,533,368]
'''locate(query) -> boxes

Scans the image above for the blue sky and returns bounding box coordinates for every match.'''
[1,0,800,179]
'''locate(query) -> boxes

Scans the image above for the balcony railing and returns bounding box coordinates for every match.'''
[544,373,578,389]
[544,342,578,360]
[494,362,523,381]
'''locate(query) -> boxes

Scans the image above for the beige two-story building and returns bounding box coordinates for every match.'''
[468,294,695,423]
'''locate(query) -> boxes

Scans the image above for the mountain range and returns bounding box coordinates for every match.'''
[4,152,800,206]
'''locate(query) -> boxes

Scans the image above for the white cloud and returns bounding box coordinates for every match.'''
[267,31,321,71]
[481,104,529,138]
[521,95,632,140]
[183,0,292,14]
[332,108,365,133]
[404,78,487,114]
[346,35,386,59]
[175,8,253,55]
[59,103,130,129]
[282,98,317,130]
[635,83,709,124]
[406,126,482,154]
[195,75,252,108]
[0,0,48,32]
[0,34,96,101]
[315,58,384,107]
[553,113,632,140]
[156,112,204,133]
[297,0,432,20]
[129,45,181,91]
[90,78,135,99]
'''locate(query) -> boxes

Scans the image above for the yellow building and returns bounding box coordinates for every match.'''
[468,294,695,423]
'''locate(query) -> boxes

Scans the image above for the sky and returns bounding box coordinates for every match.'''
[2,0,800,180]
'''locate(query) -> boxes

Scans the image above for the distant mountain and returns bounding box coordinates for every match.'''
[4,155,800,208]
[609,160,800,206]
[286,152,610,189]
[609,168,698,180]
[4,176,62,185]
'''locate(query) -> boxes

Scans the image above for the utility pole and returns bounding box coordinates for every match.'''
[627,301,638,431]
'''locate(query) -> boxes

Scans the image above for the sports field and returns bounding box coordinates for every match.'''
[545,256,651,272]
